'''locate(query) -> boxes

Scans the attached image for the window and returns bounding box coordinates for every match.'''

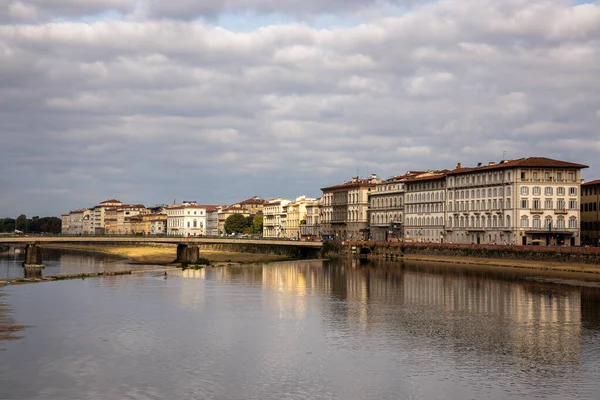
[556,218,565,229]
[544,217,552,229]
[533,187,541,195]
[544,187,553,195]
[568,172,574,181]
[569,199,577,209]
[506,199,511,209]
[557,200,565,209]
[506,187,511,196]
[521,172,526,180]
[521,199,529,208]
[520,217,529,228]
[557,187,565,196]
[521,187,529,195]
[569,187,577,195]
[569,218,577,228]
[533,199,540,209]
[557,172,562,181]
[533,172,538,180]
[532,217,541,228]
[544,199,553,209]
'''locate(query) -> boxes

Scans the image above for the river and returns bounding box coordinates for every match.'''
[1,250,600,399]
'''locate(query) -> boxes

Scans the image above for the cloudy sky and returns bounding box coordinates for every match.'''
[1,0,599,217]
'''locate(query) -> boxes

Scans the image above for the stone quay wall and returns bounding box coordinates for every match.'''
[341,241,600,265]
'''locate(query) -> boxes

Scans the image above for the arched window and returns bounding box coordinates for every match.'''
[506,215,511,228]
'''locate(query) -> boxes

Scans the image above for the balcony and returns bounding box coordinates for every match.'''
[530,209,544,215]
[554,209,568,215]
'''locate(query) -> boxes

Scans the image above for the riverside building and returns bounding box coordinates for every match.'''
[404,171,448,243]
[321,175,380,241]
[581,180,600,246]
[445,157,587,246]
[369,172,420,241]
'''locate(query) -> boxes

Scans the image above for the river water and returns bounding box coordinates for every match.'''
[1,250,600,399]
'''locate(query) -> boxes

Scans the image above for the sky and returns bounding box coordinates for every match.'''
[1,0,599,217]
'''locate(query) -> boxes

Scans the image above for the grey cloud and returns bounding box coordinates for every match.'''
[1,1,599,216]
[0,0,135,22]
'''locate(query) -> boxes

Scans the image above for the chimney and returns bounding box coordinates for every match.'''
[477,162,482,167]
[456,162,462,169]
[488,162,496,166]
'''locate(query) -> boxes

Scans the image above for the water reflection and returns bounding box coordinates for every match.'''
[2,256,600,399]
[0,247,158,280]
[0,291,27,350]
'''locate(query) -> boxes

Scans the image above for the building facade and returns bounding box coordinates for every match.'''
[300,198,321,239]
[283,196,314,239]
[166,202,216,236]
[368,172,419,241]
[263,198,290,238]
[404,172,448,243]
[445,158,587,246]
[321,175,380,240]
[581,180,600,246]
[90,199,122,235]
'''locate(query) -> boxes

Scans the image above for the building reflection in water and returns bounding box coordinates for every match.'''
[211,259,600,368]
[0,291,27,349]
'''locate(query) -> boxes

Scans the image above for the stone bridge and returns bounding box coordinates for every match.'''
[0,236,323,267]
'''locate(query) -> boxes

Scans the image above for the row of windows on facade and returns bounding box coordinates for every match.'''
[450,187,510,199]
[406,181,446,191]
[168,219,204,228]
[520,199,577,209]
[406,203,444,213]
[371,197,403,208]
[168,210,205,216]
[321,210,366,222]
[442,215,577,229]
[449,198,577,211]
[377,184,404,192]
[583,187,600,196]
[450,172,510,186]
[520,186,577,196]
[582,202,599,212]
[405,230,444,238]
[582,222,600,230]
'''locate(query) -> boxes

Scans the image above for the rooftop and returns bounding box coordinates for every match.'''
[446,157,588,176]
[582,179,600,186]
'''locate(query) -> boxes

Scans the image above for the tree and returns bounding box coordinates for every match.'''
[16,214,27,232]
[252,214,263,234]
[224,213,248,234]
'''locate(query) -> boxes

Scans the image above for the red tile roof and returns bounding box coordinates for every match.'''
[321,178,380,191]
[583,179,600,186]
[239,196,268,205]
[447,157,588,176]
[99,199,122,204]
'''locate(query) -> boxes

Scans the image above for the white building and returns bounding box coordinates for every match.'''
[166,202,218,236]
[445,158,588,246]
[368,172,420,241]
[206,207,222,236]
[300,198,321,239]
[263,198,291,238]
[404,171,448,243]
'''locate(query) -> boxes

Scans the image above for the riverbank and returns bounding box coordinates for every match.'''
[401,254,600,275]
[41,244,291,265]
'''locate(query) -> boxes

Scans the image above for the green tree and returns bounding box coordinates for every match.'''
[16,214,27,232]
[224,213,248,234]
[252,214,263,234]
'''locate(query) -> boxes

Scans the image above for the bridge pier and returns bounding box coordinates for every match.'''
[23,244,44,268]
[175,244,200,263]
